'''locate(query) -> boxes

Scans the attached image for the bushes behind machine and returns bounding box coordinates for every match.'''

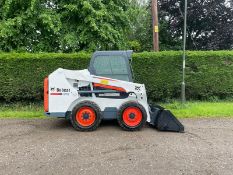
[0,51,233,102]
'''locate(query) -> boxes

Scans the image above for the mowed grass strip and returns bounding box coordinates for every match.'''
[0,101,233,119]
[162,101,233,118]
[0,103,45,119]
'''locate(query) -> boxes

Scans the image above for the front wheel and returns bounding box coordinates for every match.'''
[70,101,102,131]
[117,101,147,131]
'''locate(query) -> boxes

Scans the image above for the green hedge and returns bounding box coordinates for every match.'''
[0,52,90,101]
[0,51,233,102]
[133,51,233,101]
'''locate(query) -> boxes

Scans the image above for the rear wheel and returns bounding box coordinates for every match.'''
[117,101,147,131]
[70,101,102,131]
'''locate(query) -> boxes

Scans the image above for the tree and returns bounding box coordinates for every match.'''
[159,0,233,50]
[1,0,232,52]
[0,0,62,52]
[0,0,130,52]
[126,0,152,51]
[127,0,233,51]
[58,0,130,52]
[126,0,182,51]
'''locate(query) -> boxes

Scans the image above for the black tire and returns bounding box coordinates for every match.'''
[117,101,147,131]
[70,101,102,131]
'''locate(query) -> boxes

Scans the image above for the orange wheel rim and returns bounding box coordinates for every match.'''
[122,107,142,127]
[76,107,96,127]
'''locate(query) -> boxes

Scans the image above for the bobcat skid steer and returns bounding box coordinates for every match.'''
[44,51,184,132]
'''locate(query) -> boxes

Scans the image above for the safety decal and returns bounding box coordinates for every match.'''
[135,86,141,91]
[100,79,109,85]
[50,93,62,96]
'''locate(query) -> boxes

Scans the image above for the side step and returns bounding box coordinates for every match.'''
[149,105,184,132]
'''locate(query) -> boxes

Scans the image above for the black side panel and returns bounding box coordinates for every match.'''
[149,105,184,132]
[102,107,118,120]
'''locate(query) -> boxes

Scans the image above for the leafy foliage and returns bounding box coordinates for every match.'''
[0,0,130,52]
[126,0,153,51]
[0,51,233,102]
[59,0,130,52]
[0,0,232,51]
[126,0,233,51]
[159,0,233,50]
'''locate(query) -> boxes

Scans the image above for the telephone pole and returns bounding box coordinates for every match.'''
[152,0,159,51]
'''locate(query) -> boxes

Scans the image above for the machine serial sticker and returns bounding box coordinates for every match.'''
[98,93,120,97]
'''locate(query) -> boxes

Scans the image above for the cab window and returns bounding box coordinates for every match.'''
[93,55,129,81]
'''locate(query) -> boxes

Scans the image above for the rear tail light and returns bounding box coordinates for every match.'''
[44,77,49,112]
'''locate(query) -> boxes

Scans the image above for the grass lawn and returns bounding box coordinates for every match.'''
[0,103,45,119]
[0,101,233,119]
[161,101,233,118]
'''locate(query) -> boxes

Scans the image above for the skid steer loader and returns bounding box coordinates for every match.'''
[44,50,184,132]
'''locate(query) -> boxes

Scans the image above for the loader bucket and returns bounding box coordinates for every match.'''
[149,105,184,132]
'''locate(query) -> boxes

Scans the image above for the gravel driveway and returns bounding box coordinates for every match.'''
[0,118,233,175]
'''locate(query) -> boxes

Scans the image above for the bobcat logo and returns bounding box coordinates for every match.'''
[50,87,55,92]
